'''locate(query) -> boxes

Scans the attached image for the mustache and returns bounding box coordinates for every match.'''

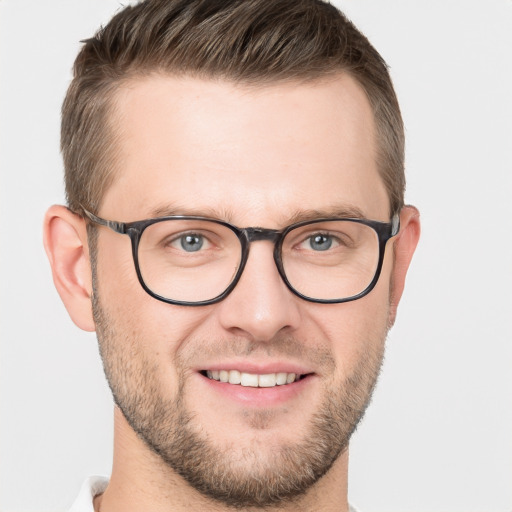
[178,335,337,371]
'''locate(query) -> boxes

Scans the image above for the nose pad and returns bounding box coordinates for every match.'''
[216,241,301,341]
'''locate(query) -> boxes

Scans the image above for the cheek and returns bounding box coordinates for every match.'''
[96,234,216,374]
[304,274,391,378]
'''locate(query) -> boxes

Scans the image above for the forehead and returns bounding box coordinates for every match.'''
[103,74,389,224]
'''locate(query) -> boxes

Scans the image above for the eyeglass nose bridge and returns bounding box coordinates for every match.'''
[235,227,287,295]
[243,227,281,243]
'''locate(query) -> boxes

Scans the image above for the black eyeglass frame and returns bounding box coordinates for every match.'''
[82,208,400,307]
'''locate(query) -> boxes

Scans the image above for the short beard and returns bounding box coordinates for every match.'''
[92,276,385,509]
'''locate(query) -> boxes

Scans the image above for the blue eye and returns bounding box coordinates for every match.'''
[179,234,204,252]
[308,234,333,251]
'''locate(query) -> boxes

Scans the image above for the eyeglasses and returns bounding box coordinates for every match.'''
[83,208,400,306]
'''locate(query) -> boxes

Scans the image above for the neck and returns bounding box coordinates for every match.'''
[95,408,350,512]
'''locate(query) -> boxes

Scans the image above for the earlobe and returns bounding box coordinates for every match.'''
[43,205,96,332]
[388,205,421,327]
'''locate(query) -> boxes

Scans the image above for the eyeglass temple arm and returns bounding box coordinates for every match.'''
[391,213,400,236]
[81,208,126,234]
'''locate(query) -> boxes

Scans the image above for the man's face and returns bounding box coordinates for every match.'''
[93,74,393,507]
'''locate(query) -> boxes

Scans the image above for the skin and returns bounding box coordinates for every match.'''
[44,73,420,511]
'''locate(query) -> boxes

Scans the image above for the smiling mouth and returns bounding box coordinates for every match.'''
[201,370,310,388]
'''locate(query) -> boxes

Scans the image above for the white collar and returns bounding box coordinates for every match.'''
[68,475,109,512]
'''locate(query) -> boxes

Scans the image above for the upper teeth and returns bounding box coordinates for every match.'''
[206,370,299,387]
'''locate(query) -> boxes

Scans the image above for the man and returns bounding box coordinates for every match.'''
[43,0,420,510]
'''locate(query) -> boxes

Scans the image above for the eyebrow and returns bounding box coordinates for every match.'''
[148,203,368,226]
[149,203,235,220]
[285,206,366,224]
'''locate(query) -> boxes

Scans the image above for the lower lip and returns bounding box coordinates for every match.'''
[198,373,315,407]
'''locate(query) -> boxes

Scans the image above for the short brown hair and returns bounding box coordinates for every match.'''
[62,0,405,216]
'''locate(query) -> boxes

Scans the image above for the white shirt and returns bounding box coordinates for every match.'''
[69,476,360,511]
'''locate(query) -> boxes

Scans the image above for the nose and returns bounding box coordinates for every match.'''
[216,241,301,341]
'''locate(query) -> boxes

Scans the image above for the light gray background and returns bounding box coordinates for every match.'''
[1,1,511,511]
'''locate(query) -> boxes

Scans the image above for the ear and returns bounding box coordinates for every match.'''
[43,205,95,332]
[388,205,421,327]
